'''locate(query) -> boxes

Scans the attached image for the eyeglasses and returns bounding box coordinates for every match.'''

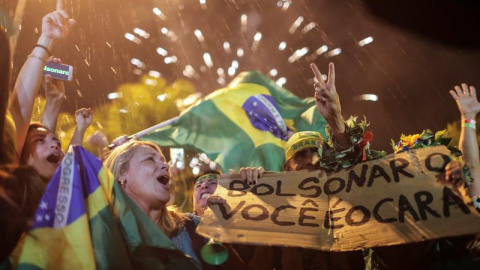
[194,173,220,188]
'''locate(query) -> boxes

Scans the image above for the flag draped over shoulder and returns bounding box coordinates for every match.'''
[12,146,199,270]
[142,71,327,171]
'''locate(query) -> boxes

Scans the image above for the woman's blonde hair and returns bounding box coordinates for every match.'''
[104,140,188,237]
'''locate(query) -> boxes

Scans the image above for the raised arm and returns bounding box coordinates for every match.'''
[70,108,92,146]
[449,83,480,198]
[310,63,351,148]
[86,130,109,158]
[8,0,75,157]
[41,58,66,132]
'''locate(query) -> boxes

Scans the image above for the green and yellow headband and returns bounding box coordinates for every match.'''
[194,173,220,185]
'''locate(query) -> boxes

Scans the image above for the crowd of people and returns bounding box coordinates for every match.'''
[1,2,480,269]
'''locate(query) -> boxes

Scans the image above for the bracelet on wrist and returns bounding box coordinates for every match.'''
[462,122,476,129]
[462,119,476,125]
[34,44,52,56]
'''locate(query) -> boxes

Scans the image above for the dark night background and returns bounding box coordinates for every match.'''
[1,0,479,151]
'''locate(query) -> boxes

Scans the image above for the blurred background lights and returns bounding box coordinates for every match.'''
[199,0,207,10]
[9,0,477,155]
[326,48,342,58]
[281,1,291,11]
[107,92,122,100]
[301,22,317,34]
[194,29,205,43]
[152,7,166,20]
[133,28,150,39]
[130,58,145,69]
[217,77,226,85]
[148,70,161,78]
[359,36,374,46]
[156,47,168,56]
[223,42,231,53]
[183,65,196,78]
[189,157,199,168]
[253,32,262,41]
[316,45,328,55]
[251,32,262,51]
[241,14,247,32]
[237,48,244,57]
[269,69,278,77]
[145,78,157,86]
[289,16,304,34]
[228,66,236,77]
[353,94,379,102]
[124,33,141,44]
[164,56,177,64]
[203,52,213,68]
[276,77,287,87]
[288,47,309,63]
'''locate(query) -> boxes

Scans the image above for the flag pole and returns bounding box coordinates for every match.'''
[107,116,179,149]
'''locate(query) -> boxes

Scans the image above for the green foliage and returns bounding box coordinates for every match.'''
[318,116,386,172]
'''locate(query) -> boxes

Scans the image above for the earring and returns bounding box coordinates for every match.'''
[119,178,127,186]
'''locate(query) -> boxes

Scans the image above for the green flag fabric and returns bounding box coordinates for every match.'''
[142,71,328,172]
[7,146,199,270]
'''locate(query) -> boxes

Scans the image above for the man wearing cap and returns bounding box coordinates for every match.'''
[283,131,324,172]
[281,62,353,171]
[245,63,365,270]
[275,131,366,269]
[280,63,364,269]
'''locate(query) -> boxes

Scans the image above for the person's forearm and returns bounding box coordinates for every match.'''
[70,127,87,146]
[9,36,56,155]
[328,114,351,149]
[41,99,63,132]
[460,115,480,197]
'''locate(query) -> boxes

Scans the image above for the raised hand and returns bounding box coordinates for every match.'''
[41,0,75,42]
[86,130,108,148]
[310,63,342,123]
[229,167,265,185]
[444,161,466,188]
[75,108,92,132]
[43,58,65,102]
[450,83,480,119]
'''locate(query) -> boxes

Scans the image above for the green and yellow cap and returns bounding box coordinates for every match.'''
[284,131,324,161]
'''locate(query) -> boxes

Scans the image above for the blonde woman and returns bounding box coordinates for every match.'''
[104,141,224,267]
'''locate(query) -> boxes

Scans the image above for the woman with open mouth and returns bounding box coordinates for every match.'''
[105,140,217,267]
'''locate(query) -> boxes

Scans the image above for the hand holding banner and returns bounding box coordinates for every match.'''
[198,146,480,251]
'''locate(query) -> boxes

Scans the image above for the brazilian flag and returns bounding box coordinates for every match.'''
[143,71,328,171]
[8,146,199,270]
